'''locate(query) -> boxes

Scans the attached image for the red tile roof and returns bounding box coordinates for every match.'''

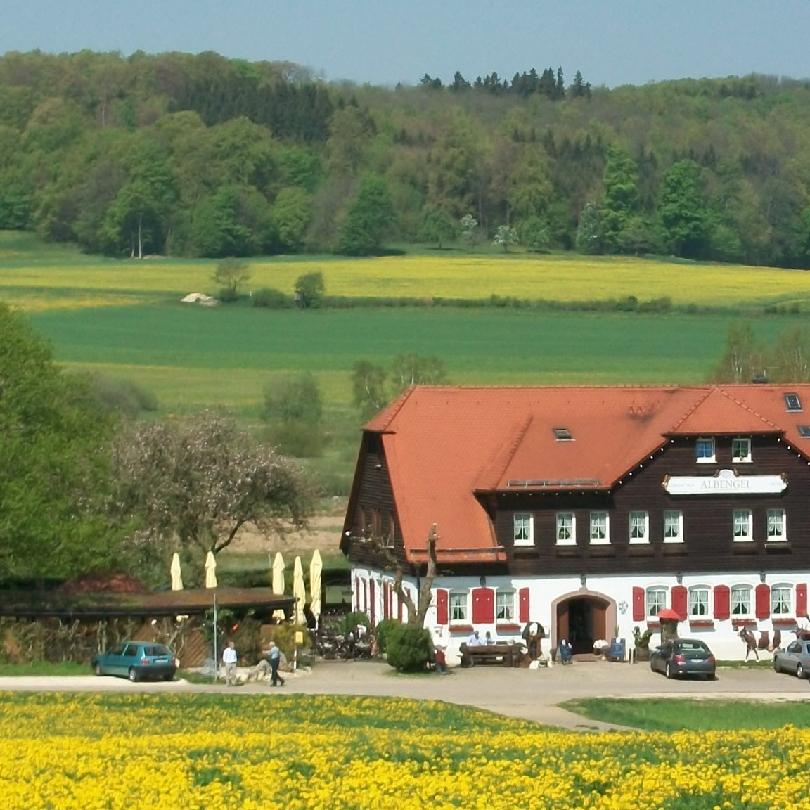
[364,385,810,563]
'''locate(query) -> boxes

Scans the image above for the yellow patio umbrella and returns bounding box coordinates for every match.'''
[204,551,218,589]
[170,552,184,591]
[309,549,322,623]
[292,555,306,625]
[272,552,286,620]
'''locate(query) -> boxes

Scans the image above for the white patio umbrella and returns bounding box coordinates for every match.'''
[170,552,184,591]
[309,549,322,623]
[272,552,286,620]
[292,555,306,625]
[204,551,218,589]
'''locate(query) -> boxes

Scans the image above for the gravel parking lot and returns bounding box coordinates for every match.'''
[1,659,807,729]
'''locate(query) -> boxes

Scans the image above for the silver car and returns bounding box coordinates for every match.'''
[773,639,810,679]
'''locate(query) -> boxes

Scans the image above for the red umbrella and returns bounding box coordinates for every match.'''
[656,608,681,621]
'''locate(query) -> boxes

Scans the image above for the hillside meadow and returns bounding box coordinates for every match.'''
[3,232,810,312]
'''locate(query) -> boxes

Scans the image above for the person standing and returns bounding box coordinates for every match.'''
[223,641,238,686]
[268,641,285,687]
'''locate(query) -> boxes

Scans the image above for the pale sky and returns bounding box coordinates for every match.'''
[2,0,809,87]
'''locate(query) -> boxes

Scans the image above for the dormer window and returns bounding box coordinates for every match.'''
[695,437,715,463]
[785,392,802,412]
[553,427,572,441]
[731,437,752,463]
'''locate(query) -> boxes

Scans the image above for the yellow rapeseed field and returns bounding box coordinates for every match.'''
[3,692,810,809]
[2,251,810,312]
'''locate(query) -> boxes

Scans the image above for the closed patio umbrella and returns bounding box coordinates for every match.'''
[309,549,322,623]
[293,555,306,625]
[204,551,218,589]
[272,552,286,620]
[170,552,184,591]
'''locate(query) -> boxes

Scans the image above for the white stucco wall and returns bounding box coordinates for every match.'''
[350,565,810,664]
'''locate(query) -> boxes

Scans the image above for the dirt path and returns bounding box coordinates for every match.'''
[2,660,806,730]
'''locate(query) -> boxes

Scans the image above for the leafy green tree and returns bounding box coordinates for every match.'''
[338,174,395,256]
[213,257,251,300]
[493,224,518,252]
[263,372,322,425]
[459,213,479,248]
[271,187,312,252]
[0,305,121,581]
[390,354,447,393]
[294,270,325,308]
[658,160,710,258]
[191,185,274,257]
[576,202,604,254]
[262,372,325,457]
[600,148,640,254]
[518,216,550,252]
[419,205,457,248]
[352,361,387,419]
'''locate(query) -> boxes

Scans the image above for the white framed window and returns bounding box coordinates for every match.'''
[495,590,515,621]
[696,437,715,463]
[646,587,667,617]
[767,509,786,542]
[733,509,753,542]
[513,513,533,546]
[688,587,710,617]
[556,512,576,545]
[589,511,609,544]
[731,585,752,617]
[663,510,684,543]
[629,511,649,544]
[771,584,792,616]
[449,591,468,623]
[732,437,752,463]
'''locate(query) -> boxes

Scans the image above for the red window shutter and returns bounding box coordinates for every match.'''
[755,584,771,619]
[671,585,687,620]
[471,587,494,624]
[369,580,376,626]
[382,582,389,620]
[632,586,645,621]
[796,583,808,617]
[714,585,730,620]
[519,588,530,623]
[396,593,403,621]
[436,589,449,625]
[354,577,360,611]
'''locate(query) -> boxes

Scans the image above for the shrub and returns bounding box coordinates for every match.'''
[267,420,325,458]
[340,611,370,636]
[294,271,325,308]
[252,287,290,308]
[374,618,402,654]
[86,373,158,417]
[218,286,239,303]
[386,624,433,673]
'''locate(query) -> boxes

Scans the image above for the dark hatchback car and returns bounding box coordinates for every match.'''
[650,638,716,680]
[91,641,177,682]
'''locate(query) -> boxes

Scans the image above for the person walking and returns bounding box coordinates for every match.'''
[268,641,285,687]
[223,641,238,686]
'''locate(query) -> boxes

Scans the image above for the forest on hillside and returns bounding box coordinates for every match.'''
[1,50,810,266]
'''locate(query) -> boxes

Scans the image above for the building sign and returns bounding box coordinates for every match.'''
[663,469,787,496]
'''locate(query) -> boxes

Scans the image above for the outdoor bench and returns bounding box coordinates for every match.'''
[459,642,522,668]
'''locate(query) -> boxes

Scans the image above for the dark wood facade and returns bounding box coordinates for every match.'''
[493,435,810,576]
[345,432,810,577]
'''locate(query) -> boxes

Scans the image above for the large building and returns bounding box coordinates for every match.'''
[340,385,810,662]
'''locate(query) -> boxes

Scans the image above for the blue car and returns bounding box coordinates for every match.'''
[91,641,177,682]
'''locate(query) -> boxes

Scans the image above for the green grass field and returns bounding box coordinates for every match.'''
[560,697,810,731]
[3,229,808,493]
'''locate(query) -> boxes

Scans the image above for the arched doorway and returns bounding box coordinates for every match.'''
[553,591,616,655]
